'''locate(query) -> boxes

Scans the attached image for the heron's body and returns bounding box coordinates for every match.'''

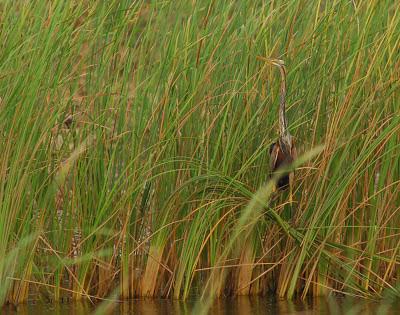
[269,140,296,190]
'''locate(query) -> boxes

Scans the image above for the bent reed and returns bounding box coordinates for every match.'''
[0,0,399,305]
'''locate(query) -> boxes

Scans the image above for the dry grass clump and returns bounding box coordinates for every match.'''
[0,0,399,305]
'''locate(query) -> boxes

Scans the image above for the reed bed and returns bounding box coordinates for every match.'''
[0,0,399,306]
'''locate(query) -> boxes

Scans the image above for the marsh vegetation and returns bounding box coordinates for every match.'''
[0,0,399,308]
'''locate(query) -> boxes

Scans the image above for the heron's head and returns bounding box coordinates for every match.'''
[256,56,285,67]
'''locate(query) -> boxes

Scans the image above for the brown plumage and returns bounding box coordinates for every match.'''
[269,139,297,190]
[257,56,297,195]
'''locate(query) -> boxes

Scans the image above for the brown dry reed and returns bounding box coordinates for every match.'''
[0,0,399,306]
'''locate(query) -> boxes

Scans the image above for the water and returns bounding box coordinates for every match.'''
[2,296,400,314]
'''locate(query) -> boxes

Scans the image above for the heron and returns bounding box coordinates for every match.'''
[257,56,297,201]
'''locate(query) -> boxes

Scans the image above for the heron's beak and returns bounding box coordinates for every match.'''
[256,56,285,66]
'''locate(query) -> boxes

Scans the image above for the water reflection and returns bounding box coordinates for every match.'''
[3,296,400,315]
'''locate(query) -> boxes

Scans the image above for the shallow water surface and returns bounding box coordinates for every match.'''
[3,296,400,314]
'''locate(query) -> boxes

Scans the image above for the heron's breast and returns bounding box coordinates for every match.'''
[274,145,293,171]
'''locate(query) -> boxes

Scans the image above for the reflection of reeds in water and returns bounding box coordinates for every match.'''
[3,297,399,315]
[0,0,400,307]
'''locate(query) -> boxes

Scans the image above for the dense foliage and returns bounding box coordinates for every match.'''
[0,0,399,305]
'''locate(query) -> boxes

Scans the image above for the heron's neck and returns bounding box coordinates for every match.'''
[278,66,290,142]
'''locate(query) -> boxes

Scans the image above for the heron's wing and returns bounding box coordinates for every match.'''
[269,143,279,175]
[291,141,297,161]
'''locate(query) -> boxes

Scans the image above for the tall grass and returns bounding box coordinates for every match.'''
[0,0,399,305]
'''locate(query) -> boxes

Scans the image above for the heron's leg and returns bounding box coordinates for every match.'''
[289,172,294,203]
